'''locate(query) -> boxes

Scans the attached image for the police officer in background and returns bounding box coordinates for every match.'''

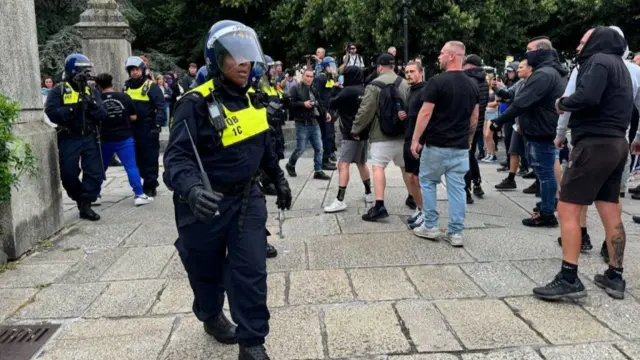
[314,56,339,170]
[45,54,107,221]
[191,66,209,89]
[163,20,292,360]
[124,56,165,197]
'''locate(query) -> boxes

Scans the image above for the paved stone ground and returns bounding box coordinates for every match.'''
[2,152,640,360]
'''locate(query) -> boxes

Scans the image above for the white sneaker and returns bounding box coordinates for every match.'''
[413,225,442,240]
[364,193,374,203]
[134,194,154,206]
[408,214,424,230]
[324,199,347,213]
[480,154,493,163]
[408,209,421,223]
[446,233,464,247]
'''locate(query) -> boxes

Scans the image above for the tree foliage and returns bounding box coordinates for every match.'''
[35,0,640,76]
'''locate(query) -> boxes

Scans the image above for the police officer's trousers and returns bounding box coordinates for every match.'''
[57,132,102,202]
[318,117,336,163]
[133,123,160,193]
[271,122,285,160]
[174,184,270,346]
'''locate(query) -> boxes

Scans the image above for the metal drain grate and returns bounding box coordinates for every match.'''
[0,324,60,360]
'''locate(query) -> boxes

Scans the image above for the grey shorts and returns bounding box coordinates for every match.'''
[338,139,368,164]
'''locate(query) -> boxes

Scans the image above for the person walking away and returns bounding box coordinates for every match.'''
[286,68,332,180]
[410,41,479,247]
[124,56,166,197]
[534,27,632,300]
[45,54,107,220]
[403,61,428,228]
[462,54,488,203]
[324,66,373,213]
[352,53,410,221]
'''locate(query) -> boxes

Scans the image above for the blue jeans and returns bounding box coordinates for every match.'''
[527,140,557,215]
[288,123,323,172]
[419,145,469,235]
[102,137,144,196]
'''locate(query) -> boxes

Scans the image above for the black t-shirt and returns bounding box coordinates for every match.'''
[421,71,479,149]
[100,92,137,142]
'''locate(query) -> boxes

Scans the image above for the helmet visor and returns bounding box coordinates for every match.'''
[325,63,337,74]
[208,26,266,73]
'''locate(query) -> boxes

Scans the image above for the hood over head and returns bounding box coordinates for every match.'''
[608,25,630,59]
[464,66,487,82]
[342,66,363,86]
[577,26,627,65]
[506,61,519,72]
[525,48,568,77]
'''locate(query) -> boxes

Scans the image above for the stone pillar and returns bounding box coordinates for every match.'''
[75,0,135,91]
[0,0,64,261]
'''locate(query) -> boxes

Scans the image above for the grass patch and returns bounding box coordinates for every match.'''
[0,261,18,274]
[62,247,80,252]
[34,283,51,290]
[37,240,55,248]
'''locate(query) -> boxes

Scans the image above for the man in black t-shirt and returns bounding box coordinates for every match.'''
[95,73,153,206]
[409,41,479,248]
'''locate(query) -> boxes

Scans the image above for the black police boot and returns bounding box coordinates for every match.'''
[204,312,238,344]
[472,181,484,197]
[533,272,587,300]
[405,194,417,210]
[466,189,474,204]
[266,243,278,258]
[238,345,270,360]
[523,180,539,194]
[322,162,337,171]
[78,201,100,221]
[314,171,331,180]
[144,188,157,197]
[285,163,297,177]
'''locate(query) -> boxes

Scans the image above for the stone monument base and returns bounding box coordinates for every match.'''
[0,110,64,260]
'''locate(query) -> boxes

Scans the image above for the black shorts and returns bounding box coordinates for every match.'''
[560,137,628,205]
[509,127,526,156]
[403,141,420,175]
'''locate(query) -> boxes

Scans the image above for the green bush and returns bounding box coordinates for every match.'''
[0,94,38,203]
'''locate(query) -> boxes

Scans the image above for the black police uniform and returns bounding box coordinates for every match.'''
[256,78,287,194]
[124,77,165,196]
[313,72,337,165]
[45,81,107,212]
[163,78,290,348]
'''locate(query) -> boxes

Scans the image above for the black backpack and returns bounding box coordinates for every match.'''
[370,76,405,136]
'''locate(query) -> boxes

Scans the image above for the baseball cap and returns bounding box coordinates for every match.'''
[376,53,395,66]
[462,54,483,67]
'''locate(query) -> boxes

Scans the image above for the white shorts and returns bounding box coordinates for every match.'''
[370,140,405,168]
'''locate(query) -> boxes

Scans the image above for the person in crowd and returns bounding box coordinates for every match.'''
[534,27,632,301]
[343,43,365,69]
[410,41,479,247]
[403,61,427,228]
[352,53,410,221]
[45,53,107,221]
[41,76,54,98]
[281,68,298,95]
[495,62,521,172]
[286,68,332,180]
[94,73,153,206]
[481,73,499,163]
[314,57,339,169]
[155,75,172,127]
[462,54,488,204]
[166,72,183,120]
[312,47,326,76]
[395,62,405,78]
[489,36,567,227]
[324,66,373,213]
[388,47,397,57]
[180,62,197,90]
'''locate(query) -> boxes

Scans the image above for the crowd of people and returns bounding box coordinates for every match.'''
[41,19,640,359]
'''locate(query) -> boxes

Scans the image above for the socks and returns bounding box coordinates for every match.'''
[337,186,346,202]
[507,172,515,181]
[606,266,623,279]
[581,227,588,237]
[561,260,578,282]
[363,179,372,195]
[375,200,385,209]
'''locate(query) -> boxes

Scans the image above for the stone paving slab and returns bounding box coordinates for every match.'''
[0,288,37,321]
[57,248,128,284]
[289,269,354,305]
[618,342,640,359]
[0,263,72,288]
[406,265,485,300]
[461,262,538,297]
[85,279,166,318]
[581,292,640,339]
[13,283,107,319]
[539,343,628,360]
[348,267,419,301]
[395,300,462,352]
[461,347,544,359]
[100,246,175,281]
[266,306,324,360]
[56,222,141,249]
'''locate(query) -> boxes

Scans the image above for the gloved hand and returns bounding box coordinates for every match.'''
[274,172,292,210]
[80,92,99,110]
[187,186,223,223]
[489,122,500,133]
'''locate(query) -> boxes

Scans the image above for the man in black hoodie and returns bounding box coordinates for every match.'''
[323,66,373,213]
[534,27,632,301]
[490,37,567,227]
[462,55,488,204]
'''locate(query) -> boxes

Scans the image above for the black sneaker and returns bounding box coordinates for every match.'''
[533,273,587,300]
[362,205,389,222]
[522,213,558,227]
[405,194,417,210]
[517,168,529,177]
[600,241,609,264]
[533,199,558,213]
[285,163,296,177]
[523,181,539,194]
[496,165,509,172]
[329,154,337,163]
[632,193,640,200]
[204,313,238,344]
[144,188,157,197]
[522,170,536,179]
[594,272,626,300]
[78,201,100,221]
[495,177,517,190]
[266,243,278,258]
[629,184,640,194]
[314,171,331,180]
[466,190,474,204]
[557,233,593,252]
[322,162,337,171]
[499,161,507,167]
[238,345,271,360]
[473,184,485,197]
[633,215,640,224]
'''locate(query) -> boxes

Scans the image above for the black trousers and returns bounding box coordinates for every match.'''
[465,129,482,190]
[318,117,336,162]
[133,124,160,192]
[57,133,103,203]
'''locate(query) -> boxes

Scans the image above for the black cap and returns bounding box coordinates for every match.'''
[376,53,395,66]
[462,54,483,67]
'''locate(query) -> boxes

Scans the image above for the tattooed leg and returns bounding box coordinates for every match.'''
[609,222,626,268]
[595,200,625,268]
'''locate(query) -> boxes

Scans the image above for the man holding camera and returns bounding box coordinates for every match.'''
[285,68,332,180]
[45,53,107,221]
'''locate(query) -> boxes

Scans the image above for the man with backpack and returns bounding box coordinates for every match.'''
[351,53,410,221]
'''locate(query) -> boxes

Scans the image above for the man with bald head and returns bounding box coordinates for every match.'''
[313,47,326,76]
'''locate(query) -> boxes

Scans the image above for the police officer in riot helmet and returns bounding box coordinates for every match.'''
[192,66,209,88]
[124,56,165,198]
[45,53,107,221]
[163,20,291,360]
